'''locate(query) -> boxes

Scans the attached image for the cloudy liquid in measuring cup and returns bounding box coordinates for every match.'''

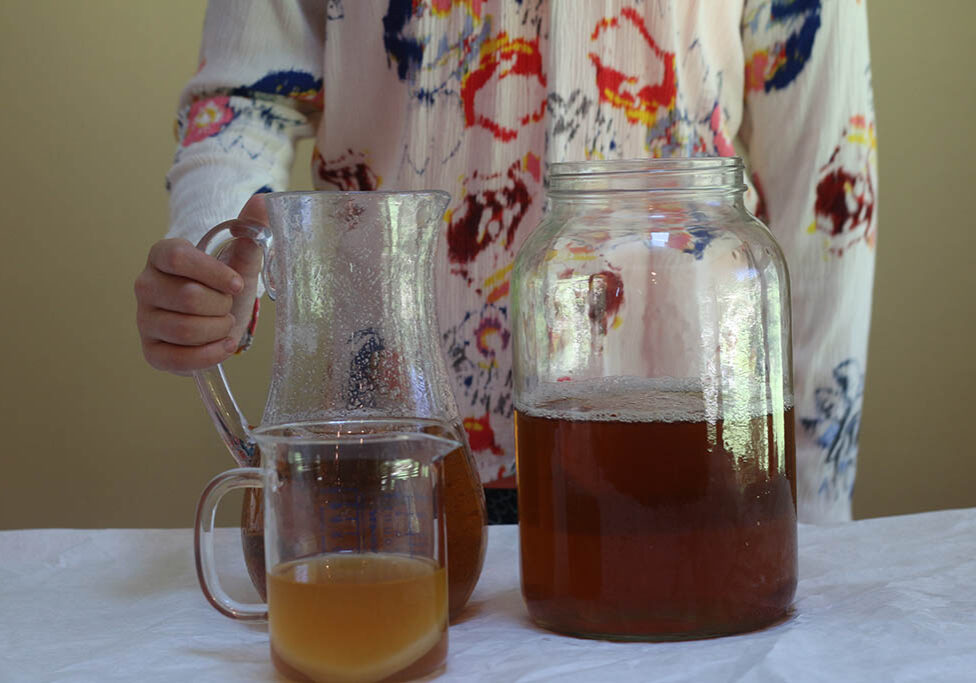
[240,425,485,623]
[268,553,447,683]
[515,378,797,640]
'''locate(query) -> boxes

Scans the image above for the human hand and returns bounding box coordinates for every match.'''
[135,196,266,374]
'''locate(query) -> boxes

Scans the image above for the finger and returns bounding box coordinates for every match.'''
[149,239,244,295]
[139,309,236,347]
[135,269,233,316]
[142,337,238,375]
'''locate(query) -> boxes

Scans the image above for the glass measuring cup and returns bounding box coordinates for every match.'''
[194,419,458,683]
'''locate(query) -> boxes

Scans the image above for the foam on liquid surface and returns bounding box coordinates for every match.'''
[516,376,792,423]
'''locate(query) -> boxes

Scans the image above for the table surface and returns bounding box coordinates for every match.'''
[1,509,975,683]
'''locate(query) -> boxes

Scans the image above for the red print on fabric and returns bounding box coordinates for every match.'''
[182,96,235,147]
[431,0,483,18]
[588,269,625,335]
[464,412,504,455]
[810,116,877,256]
[474,316,510,359]
[313,148,380,191]
[815,165,873,237]
[460,33,547,141]
[709,103,735,157]
[446,159,533,279]
[589,8,677,128]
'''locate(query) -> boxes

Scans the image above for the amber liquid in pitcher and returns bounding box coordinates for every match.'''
[242,426,486,621]
[515,385,797,640]
[268,553,447,683]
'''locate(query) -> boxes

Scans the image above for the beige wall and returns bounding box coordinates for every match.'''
[1,0,973,530]
[853,0,976,518]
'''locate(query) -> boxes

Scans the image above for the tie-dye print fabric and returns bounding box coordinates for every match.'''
[166,0,877,523]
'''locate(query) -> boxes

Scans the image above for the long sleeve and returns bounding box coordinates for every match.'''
[740,0,878,522]
[165,0,325,243]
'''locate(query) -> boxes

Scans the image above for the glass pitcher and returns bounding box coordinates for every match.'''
[193,191,486,620]
[511,158,797,640]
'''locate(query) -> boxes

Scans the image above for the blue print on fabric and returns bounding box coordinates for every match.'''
[383,0,425,82]
[765,0,821,92]
[347,328,386,409]
[802,358,864,501]
[327,0,345,21]
[236,70,323,100]
[683,226,720,260]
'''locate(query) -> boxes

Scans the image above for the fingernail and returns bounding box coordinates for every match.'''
[230,275,244,293]
[223,337,238,353]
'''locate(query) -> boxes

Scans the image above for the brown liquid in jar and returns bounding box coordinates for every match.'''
[515,389,796,640]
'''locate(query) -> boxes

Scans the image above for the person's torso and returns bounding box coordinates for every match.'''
[311,0,747,484]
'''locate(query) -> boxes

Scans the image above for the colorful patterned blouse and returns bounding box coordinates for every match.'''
[167,0,877,523]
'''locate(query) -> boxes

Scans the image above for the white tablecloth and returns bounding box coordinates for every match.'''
[1,509,975,682]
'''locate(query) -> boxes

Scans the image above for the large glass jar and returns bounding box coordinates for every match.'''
[511,158,797,640]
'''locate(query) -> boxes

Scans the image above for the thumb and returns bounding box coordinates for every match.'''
[221,193,271,348]
[223,193,270,279]
[237,192,269,227]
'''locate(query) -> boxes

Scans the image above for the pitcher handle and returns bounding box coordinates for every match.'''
[193,220,274,467]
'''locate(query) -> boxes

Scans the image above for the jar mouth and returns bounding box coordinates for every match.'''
[548,156,745,195]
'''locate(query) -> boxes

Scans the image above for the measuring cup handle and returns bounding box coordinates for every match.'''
[192,220,274,467]
[194,467,267,621]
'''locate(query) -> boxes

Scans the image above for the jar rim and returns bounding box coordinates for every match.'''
[549,156,743,177]
[547,156,745,195]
